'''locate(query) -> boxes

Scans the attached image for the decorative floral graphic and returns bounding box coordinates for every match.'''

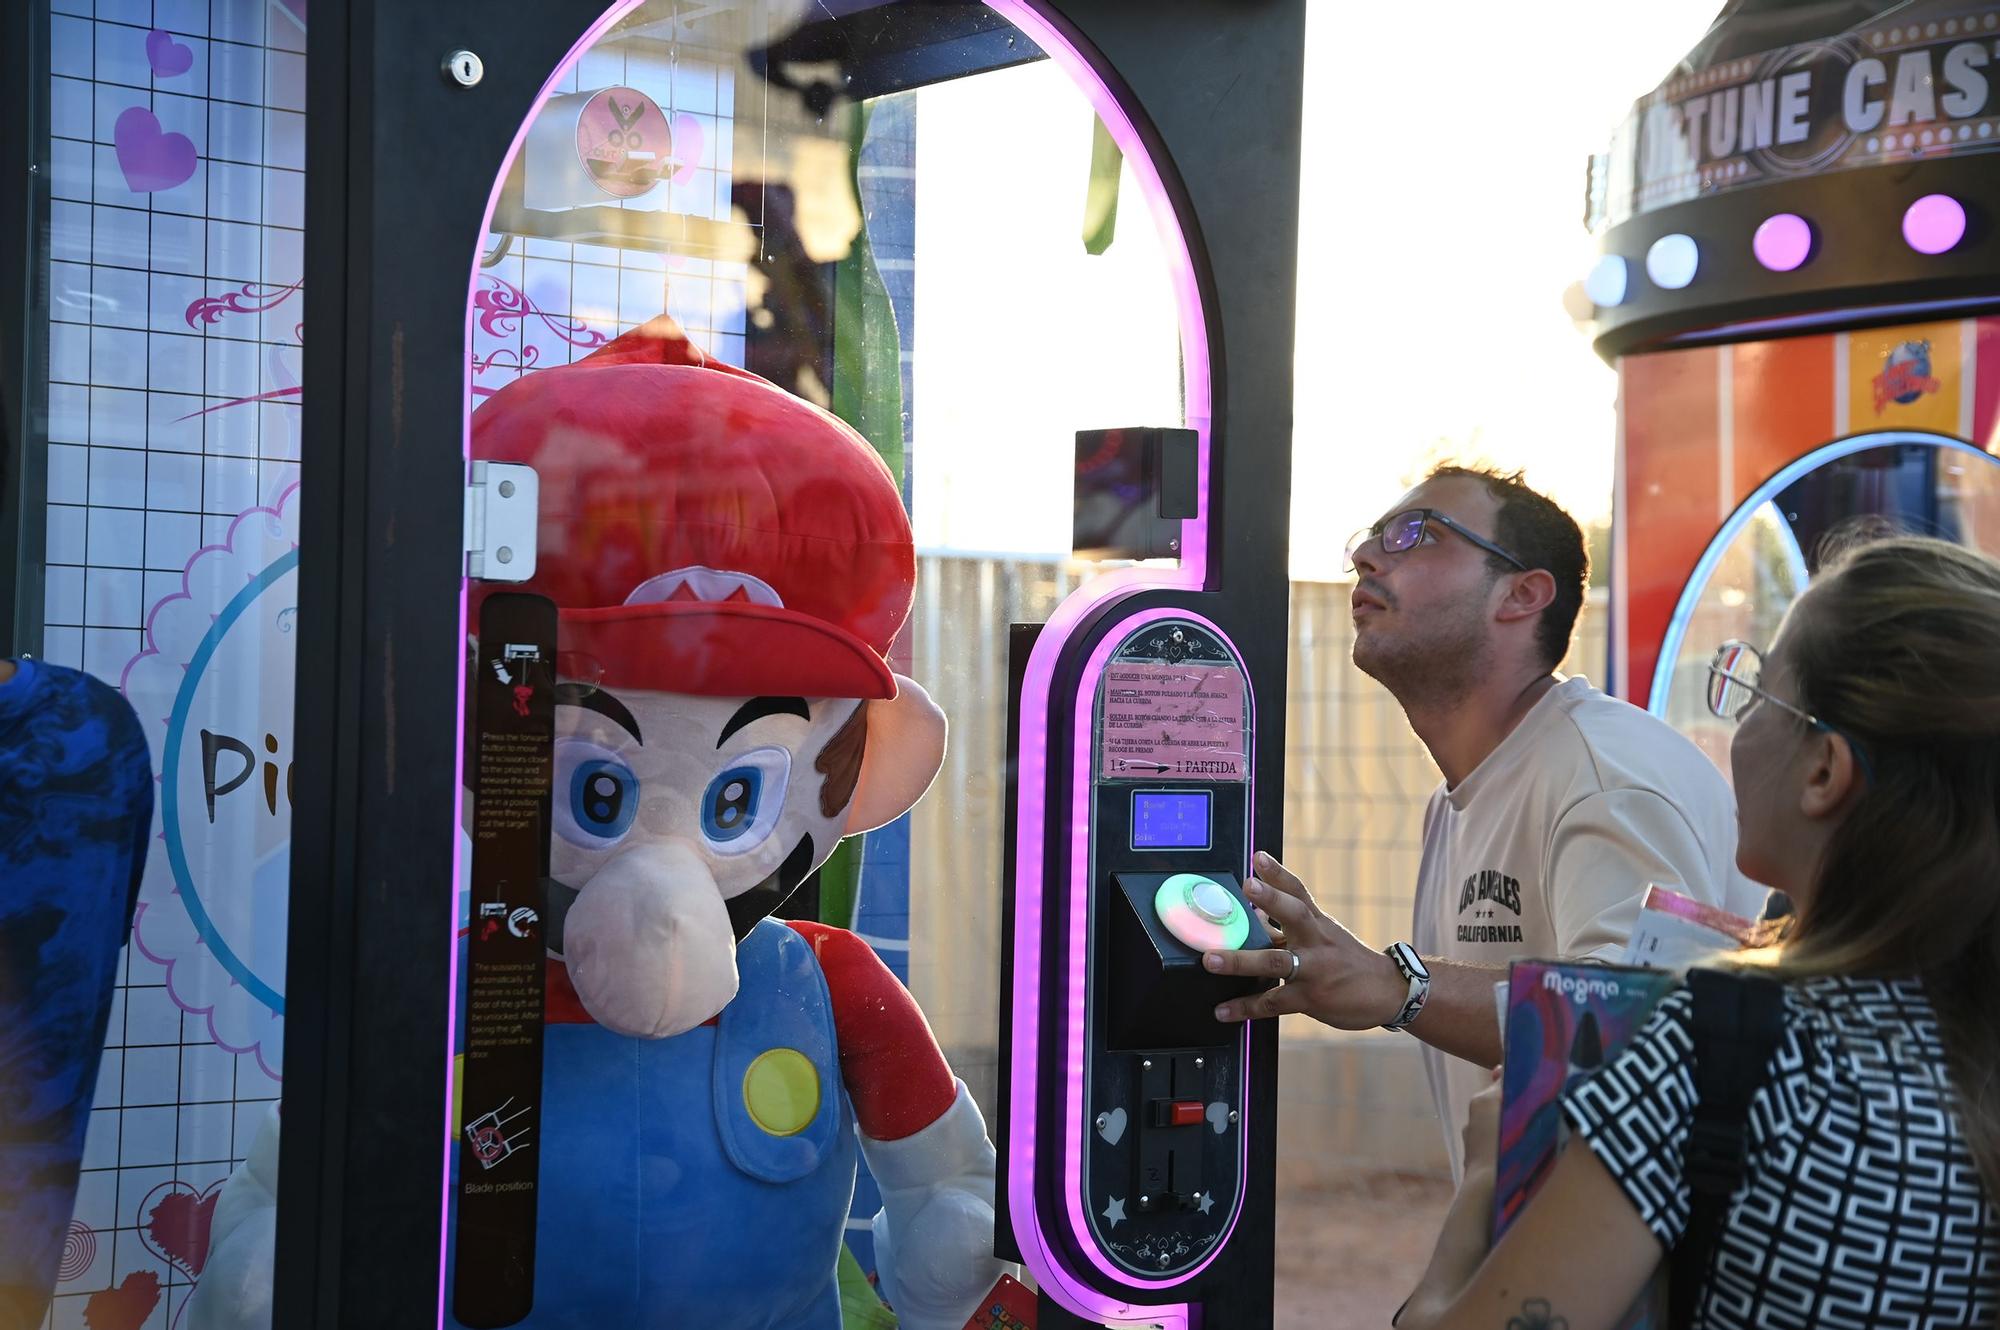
[473,274,612,348]
[168,283,305,430]
[472,345,543,377]
[122,486,303,1081]
[184,281,302,333]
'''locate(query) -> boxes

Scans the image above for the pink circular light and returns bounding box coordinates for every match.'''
[1903,193,1968,254]
[1752,212,1813,271]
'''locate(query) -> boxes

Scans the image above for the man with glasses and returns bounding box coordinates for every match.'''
[1208,464,1763,1176]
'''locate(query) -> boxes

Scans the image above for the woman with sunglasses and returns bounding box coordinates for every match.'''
[1397,535,2000,1330]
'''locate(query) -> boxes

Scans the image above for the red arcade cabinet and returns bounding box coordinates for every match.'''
[1584,0,2000,769]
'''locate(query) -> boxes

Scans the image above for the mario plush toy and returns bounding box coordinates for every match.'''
[190,318,1011,1330]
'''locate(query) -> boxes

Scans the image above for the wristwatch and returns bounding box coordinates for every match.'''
[1381,942,1431,1032]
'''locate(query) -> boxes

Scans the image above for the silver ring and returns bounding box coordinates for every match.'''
[1285,949,1301,982]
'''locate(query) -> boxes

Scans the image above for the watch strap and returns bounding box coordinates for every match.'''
[1381,942,1430,1032]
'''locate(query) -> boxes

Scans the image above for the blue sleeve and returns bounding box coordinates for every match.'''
[0,667,154,1313]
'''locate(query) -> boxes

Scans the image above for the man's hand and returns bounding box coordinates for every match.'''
[1205,851,1407,1028]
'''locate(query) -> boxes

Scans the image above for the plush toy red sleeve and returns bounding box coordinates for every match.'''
[786,920,958,1141]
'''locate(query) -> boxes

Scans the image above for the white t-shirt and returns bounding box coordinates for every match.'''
[1408,676,1766,1177]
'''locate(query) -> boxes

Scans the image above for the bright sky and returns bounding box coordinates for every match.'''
[910,1,1728,577]
[910,64,1184,558]
[1290,0,1726,578]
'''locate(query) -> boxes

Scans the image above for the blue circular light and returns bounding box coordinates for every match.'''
[1645,233,1700,290]
[1584,254,1629,307]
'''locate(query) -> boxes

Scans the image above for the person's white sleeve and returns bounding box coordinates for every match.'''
[184,1103,278,1330]
[1546,789,1720,959]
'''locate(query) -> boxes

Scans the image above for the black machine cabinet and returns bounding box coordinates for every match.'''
[265,1,1305,1326]
[1000,595,1287,1328]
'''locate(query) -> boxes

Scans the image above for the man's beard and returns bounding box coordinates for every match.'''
[1352,597,1493,712]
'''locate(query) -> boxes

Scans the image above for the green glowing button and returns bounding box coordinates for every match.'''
[1154,873,1250,952]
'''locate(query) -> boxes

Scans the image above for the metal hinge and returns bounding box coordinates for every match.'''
[464,461,539,582]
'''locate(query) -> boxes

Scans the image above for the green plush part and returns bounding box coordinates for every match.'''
[819,836,865,931]
[824,98,914,932]
[1082,115,1123,255]
[832,100,909,491]
[838,1241,901,1329]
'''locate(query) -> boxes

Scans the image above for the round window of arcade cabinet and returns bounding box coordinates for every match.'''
[1651,433,2000,781]
[450,4,1202,1328]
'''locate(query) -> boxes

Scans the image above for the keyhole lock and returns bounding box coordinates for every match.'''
[442,49,484,88]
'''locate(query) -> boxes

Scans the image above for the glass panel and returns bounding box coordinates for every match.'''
[9,2,304,1326]
[450,3,1188,1325]
[1658,437,2000,780]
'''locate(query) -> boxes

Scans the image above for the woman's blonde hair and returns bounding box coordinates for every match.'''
[1771,535,2000,1202]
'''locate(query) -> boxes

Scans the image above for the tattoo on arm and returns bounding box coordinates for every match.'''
[1505,1299,1568,1330]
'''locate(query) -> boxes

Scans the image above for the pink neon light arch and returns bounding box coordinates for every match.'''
[979,5,1225,1327]
[1058,607,1255,1298]
[448,6,648,1327]
[449,5,1222,1328]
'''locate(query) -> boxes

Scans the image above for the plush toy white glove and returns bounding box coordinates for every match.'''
[184,1101,279,1330]
[861,1080,1017,1330]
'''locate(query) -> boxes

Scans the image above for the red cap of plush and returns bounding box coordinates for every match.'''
[471,316,910,698]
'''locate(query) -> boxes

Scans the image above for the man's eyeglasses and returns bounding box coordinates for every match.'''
[1707,640,1874,779]
[1344,508,1528,574]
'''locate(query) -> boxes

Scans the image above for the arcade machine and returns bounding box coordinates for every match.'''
[1581,0,2000,757]
[995,426,1283,1329]
[248,3,1305,1329]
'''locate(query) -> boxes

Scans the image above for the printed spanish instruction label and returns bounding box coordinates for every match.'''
[1099,663,1248,781]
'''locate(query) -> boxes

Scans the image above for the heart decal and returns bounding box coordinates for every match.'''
[114,107,198,193]
[83,1271,162,1330]
[145,29,194,79]
[671,112,705,182]
[139,1179,223,1277]
[1207,1101,1230,1135]
[1097,1105,1127,1146]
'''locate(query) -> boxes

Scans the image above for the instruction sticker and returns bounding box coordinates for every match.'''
[1099,663,1248,781]
[455,592,555,1328]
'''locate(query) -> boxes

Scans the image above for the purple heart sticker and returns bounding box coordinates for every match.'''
[114,107,197,194]
[671,114,705,182]
[145,28,194,79]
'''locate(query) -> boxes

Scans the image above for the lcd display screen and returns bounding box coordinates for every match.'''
[1130,790,1212,850]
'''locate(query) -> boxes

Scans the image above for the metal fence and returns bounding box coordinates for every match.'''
[901,553,1607,1186]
